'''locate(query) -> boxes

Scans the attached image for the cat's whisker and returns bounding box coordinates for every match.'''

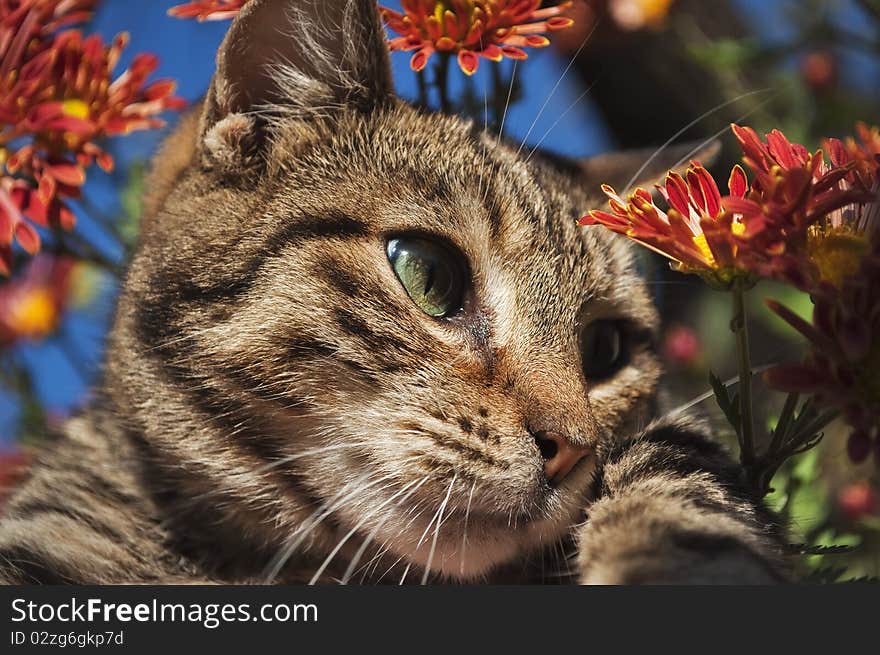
[479,34,489,133]
[361,499,433,584]
[524,79,599,164]
[622,88,771,195]
[514,18,601,158]
[668,91,781,173]
[253,441,373,475]
[311,475,429,585]
[262,474,369,583]
[373,497,432,585]
[374,552,406,584]
[263,471,395,583]
[358,537,393,583]
[398,562,412,585]
[642,280,702,287]
[458,479,477,577]
[421,474,458,584]
[496,60,518,143]
[670,364,774,415]
[154,435,375,526]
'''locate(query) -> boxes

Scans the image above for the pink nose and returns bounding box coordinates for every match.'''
[534,431,592,485]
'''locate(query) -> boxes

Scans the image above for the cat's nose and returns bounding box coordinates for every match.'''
[533,431,592,486]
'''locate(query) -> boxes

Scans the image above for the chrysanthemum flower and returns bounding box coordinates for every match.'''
[0,254,74,347]
[580,161,755,286]
[0,2,184,273]
[167,0,248,21]
[801,125,880,287]
[381,1,575,76]
[583,124,877,290]
[727,124,879,289]
[765,232,880,463]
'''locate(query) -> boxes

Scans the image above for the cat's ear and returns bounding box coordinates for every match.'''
[577,139,722,195]
[199,0,394,165]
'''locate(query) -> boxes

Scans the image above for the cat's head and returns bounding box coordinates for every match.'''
[107,0,687,581]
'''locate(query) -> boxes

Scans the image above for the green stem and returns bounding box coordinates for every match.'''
[435,53,451,113]
[732,279,756,469]
[756,391,800,493]
[769,392,800,456]
[416,70,428,109]
[490,63,504,131]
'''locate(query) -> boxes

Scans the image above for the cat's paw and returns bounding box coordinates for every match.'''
[574,500,786,585]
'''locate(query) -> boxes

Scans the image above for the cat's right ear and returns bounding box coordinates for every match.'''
[198,0,394,168]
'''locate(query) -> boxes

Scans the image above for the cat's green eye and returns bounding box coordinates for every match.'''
[386,237,465,318]
[581,320,626,380]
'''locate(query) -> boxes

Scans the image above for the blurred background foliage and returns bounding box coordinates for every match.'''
[0,0,878,580]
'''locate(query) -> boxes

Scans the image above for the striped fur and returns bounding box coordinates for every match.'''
[0,0,788,584]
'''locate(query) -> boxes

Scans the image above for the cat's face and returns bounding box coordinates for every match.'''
[108,0,662,580]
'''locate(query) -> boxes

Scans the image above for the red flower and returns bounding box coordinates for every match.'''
[167,0,248,21]
[801,51,836,92]
[381,1,575,76]
[765,232,880,455]
[837,481,878,521]
[663,324,701,366]
[582,125,878,291]
[0,2,185,273]
[0,0,96,64]
[723,124,878,289]
[0,254,74,347]
[581,161,756,287]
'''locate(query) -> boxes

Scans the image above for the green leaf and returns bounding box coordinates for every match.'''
[709,371,740,433]
[803,566,849,583]
[791,544,857,556]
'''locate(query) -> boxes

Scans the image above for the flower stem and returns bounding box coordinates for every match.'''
[416,70,428,109]
[732,278,756,468]
[435,53,451,113]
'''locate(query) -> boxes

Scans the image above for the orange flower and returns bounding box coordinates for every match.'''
[721,129,873,290]
[167,0,248,21]
[0,254,74,347]
[582,125,878,290]
[381,1,574,76]
[0,2,185,273]
[806,141,879,289]
[580,161,754,287]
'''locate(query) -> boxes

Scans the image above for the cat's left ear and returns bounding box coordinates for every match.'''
[576,139,722,195]
[200,0,394,164]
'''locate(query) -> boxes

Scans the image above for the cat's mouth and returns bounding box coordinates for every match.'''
[343,463,594,581]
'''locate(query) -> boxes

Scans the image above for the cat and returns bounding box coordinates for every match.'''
[0,0,789,584]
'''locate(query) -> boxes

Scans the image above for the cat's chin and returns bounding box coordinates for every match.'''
[370,498,586,581]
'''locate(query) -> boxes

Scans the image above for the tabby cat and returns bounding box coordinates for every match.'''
[0,0,789,584]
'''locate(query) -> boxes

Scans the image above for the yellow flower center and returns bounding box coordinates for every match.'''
[693,233,715,267]
[7,289,58,340]
[61,98,90,120]
[807,227,869,288]
[731,221,746,237]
